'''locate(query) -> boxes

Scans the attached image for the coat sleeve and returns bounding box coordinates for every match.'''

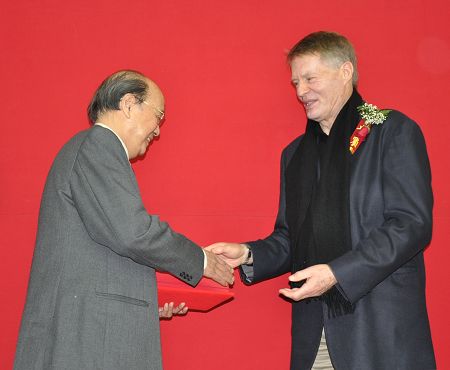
[69,131,204,286]
[329,112,433,303]
[239,142,296,284]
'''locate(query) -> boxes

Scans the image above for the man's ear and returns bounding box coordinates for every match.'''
[341,61,354,83]
[120,93,135,119]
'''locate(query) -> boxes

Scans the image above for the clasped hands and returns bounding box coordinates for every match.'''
[205,242,338,301]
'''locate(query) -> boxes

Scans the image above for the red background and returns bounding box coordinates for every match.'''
[1,1,449,369]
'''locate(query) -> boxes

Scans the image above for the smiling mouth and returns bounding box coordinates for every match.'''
[303,101,315,110]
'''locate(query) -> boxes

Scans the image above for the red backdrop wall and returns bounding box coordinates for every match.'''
[1,0,449,369]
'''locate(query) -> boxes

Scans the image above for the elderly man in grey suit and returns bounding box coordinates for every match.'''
[14,70,234,370]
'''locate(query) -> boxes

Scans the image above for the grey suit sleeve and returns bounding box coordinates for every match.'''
[239,145,293,284]
[329,113,433,303]
[70,132,204,286]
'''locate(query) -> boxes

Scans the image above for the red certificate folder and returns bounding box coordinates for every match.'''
[156,272,234,312]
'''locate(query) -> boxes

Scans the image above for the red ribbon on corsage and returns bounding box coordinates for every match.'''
[351,103,391,155]
[349,120,371,155]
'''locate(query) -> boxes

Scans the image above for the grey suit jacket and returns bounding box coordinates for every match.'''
[14,126,204,370]
[241,111,436,370]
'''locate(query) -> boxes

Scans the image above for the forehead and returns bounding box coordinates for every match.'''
[290,53,336,77]
[146,79,165,108]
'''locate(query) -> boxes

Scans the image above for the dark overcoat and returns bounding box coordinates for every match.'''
[242,110,436,370]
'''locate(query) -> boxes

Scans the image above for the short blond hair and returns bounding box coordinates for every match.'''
[287,31,358,86]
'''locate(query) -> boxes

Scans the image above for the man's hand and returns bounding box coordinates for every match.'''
[205,242,249,268]
[279,264,337,301]
[159,302,188,319]
[203,249,234,286]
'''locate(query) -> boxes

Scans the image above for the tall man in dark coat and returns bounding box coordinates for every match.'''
[208,32,436,369]
[14,70,234,370]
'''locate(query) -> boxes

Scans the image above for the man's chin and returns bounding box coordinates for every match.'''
[130,149,149,162]
[306,113,318,122]
[305,108,322,122]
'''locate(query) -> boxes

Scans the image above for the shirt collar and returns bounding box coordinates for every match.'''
[94,122,129,160]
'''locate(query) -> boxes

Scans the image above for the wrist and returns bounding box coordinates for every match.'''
[242,244,253,265]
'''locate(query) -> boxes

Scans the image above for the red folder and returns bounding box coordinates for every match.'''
[156,272,234,312]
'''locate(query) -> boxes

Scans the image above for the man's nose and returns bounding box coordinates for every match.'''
[296,81,309,99]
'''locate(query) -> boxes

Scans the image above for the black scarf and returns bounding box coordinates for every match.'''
[285,89,363,317]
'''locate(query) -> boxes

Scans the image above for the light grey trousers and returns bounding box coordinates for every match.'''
[311,329,334,370]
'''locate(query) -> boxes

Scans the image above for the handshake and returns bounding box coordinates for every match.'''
[202,242,251,286]
[159,242,248,319]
